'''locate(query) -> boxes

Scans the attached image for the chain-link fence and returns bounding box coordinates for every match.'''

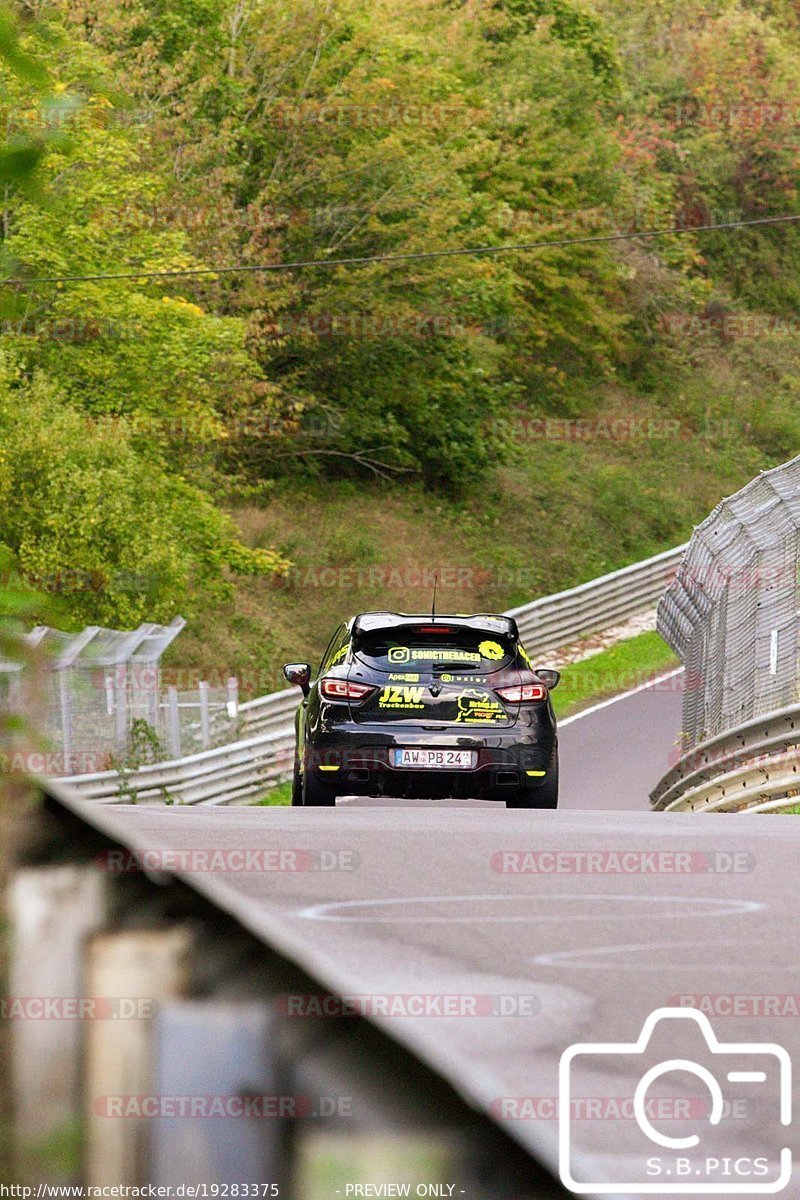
[0,618,241,774]
[657,454,800,749]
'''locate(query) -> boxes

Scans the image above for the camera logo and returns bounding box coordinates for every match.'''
[559,1007,791,1194]
[388,647,410,664]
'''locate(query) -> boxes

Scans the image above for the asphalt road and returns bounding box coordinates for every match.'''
[559,668,684,811]
[54,788,800,1200]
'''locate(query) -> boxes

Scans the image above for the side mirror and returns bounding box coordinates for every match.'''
[283,662,311,696]
[536,668,561,691]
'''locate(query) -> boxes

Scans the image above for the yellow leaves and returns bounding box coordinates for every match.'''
[162,296,205,317]
[224,542,292,578]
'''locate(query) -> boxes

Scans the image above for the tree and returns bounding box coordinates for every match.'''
[0,350,287,626]
[0,8,290,621]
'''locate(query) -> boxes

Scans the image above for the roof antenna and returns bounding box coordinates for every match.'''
[431,572,438,622]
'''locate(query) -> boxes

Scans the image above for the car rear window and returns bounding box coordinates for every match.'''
[354,626,515,672]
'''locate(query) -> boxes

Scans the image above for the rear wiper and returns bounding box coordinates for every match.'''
[432,661,479,673]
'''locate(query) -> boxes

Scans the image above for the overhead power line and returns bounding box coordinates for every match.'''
[2,212,800,287]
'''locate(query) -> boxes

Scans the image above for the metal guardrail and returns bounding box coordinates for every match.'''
[650,703,800,812]
[58,543,686,804]
[506,543,685,652]
[62,727,296,806]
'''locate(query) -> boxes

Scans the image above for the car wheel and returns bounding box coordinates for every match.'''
[291,752,303,807]
[507,756,559,809]
[302,771,337,807]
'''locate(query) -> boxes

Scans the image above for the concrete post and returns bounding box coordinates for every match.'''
[84,926,193,1187]
[199,681,210,750]
[8,867,107,1162]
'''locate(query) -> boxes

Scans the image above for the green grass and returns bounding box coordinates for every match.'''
[297,1134,456,1200]
[256,780,292,806]
[552,631,678,717]
[5,1118,83,1184]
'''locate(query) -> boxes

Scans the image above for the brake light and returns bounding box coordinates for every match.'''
[494,683,547,703]
[417,626,452,634]
[320,677,376,702]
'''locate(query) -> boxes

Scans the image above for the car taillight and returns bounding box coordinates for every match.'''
[494,683,547,703]
[320,677,376,702]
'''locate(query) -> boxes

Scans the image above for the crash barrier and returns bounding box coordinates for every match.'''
[650,702,800,813]
[658,454,800,749]
[506,542,685,654]
[58,543,686,804]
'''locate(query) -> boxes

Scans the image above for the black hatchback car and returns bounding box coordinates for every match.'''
[283,612,560,808]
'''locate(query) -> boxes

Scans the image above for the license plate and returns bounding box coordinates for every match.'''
[391,748,477,770]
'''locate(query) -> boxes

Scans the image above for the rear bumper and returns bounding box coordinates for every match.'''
[304,722,556,800]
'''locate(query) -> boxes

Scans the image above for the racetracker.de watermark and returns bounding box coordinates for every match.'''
[92,1094,352,1119]
[497,414,740,443]
[96,848,360,873]
[667,99,800,129]
[0,997,155,1019]
[490,850,755,874]
[0,750,115,776]
[669,994,800,1017]
[491,1096,751,1121]
[275,992,541,1017]
[659,312,800,339]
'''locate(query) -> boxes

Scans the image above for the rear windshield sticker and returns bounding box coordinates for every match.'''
[440,673,484,683]
[388,647,482,664]
[388,672,420,682]
[478,640,505,661]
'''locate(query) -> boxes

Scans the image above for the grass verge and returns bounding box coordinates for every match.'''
[256,780,292,806]
[552,631,679,718]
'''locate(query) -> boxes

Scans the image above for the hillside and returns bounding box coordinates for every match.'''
[1,0,800,687]
[181,332,793,692]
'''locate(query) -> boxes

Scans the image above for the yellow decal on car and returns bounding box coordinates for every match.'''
[455,689,507,723]
[329,644,349,665]
[479,640,505,661]
[378,685,425,710]
[388,672,420,682]
[519,645,534,668]
[409,648,481,663]
[388,646,410,663]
